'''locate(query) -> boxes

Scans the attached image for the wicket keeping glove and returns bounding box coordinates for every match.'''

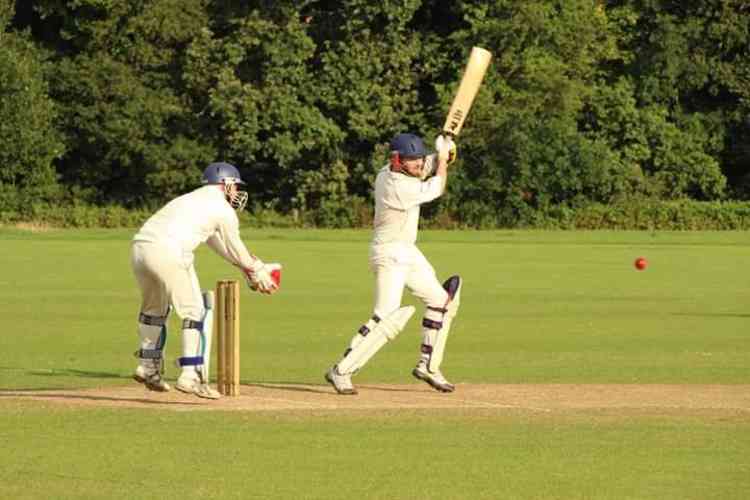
[243,259,281,294]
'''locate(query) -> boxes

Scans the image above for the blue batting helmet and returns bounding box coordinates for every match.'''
[202,162,245,185]
[389,133,428,158]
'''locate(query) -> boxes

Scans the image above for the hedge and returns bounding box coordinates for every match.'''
[3,199,749,230]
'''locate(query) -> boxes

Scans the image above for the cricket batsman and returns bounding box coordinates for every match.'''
[325,133,461,395]
[131,162,280,399]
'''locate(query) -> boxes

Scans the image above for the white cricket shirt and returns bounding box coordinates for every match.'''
[371,164,445,246]
[133,185,255,269]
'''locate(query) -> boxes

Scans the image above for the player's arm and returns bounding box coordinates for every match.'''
[434,134,454,178]
[387,173,444,211]
[421,154,438,180]
[212,217,279,294]
[206,232,232,262]
[208,218,254,269]
[403,135,455,206]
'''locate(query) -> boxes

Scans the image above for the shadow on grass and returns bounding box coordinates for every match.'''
[245,381,420,394]
[670,312,750,318]
[0,366,127,379]
[0,366,134,391]
[245,381,331,395]
[357,384,421,393]
[30,368,127,379]
[0,391,201,406]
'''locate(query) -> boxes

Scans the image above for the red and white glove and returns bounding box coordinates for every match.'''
[242,260,282,295]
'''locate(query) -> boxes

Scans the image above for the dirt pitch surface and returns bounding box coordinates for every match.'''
[3,383,750,415]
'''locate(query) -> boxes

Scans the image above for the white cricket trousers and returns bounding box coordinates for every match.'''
[131,241,204,321]
[369,242,449,318]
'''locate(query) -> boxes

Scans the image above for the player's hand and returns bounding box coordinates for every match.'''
[435,135,457,165]
[243,260,281,295]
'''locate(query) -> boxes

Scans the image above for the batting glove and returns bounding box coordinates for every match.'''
[435,135,457,165]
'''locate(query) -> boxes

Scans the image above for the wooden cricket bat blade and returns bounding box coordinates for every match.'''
[443,46,492,137]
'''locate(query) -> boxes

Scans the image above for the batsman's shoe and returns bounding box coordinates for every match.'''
[325,365,357,395]
[133,365,171,392]
[412,363,455,393]
[175,375,221,400]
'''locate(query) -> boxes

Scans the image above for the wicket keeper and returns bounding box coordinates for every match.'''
[131,162,280,399]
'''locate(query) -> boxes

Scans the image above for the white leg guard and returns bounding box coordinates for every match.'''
[336,306,416,375]
[135,309,169,373]
[199,292,213,383]
[134,308,171,391]
[347,315,381,352]
[420,276,461,373]
[177,291,214,384]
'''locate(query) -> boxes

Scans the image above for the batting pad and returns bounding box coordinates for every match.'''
[337,306,415,375]
[427,276,462,372]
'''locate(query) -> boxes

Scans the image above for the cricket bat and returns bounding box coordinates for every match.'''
[443,46,492,137]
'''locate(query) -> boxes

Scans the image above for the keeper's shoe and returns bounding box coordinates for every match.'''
[412,363,455,393]
[325,365,357,395]
[133,364,171,392]
[175,375,221,400]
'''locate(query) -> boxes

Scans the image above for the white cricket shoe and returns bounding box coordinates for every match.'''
[412,363,455,393]
[175,375,221,400]
[325,365,357,395]
[133,364,171,392]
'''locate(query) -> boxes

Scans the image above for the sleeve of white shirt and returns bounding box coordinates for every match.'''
[208,213,257,270]
[387,174,446,211]
[206,232,232,262]
[421,154,438,180]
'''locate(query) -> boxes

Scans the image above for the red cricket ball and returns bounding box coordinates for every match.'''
[634,257,648,271]
[271,268,281,286]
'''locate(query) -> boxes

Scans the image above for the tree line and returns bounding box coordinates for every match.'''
[1,0,749,227]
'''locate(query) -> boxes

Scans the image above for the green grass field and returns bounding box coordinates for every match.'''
[1,228,748,499]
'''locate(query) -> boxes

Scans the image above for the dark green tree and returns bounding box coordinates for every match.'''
[601,0,747,199]
[184,4,344,215]
[0,0,64,212]
[6,0,749,225]
[434,0,632,225]
[26,0,215,206]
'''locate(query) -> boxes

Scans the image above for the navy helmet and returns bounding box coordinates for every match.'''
[202,162,245,185]
[202,162,248,211]
[390,133,428,159]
